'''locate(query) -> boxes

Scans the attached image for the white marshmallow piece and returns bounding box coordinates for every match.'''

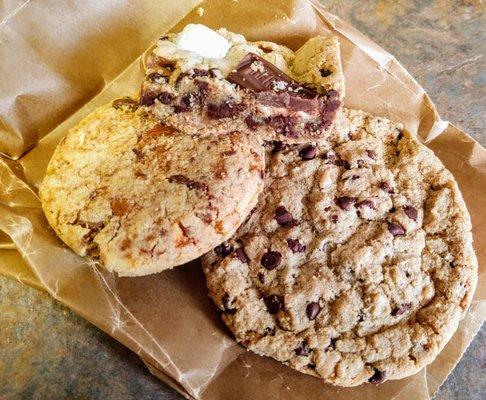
[174,24,231,59]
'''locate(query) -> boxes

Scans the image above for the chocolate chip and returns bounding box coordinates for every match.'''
[295,341,311,356]
[324,206,331,211]
[305,122,319,132]
[261,251,282,270]
[306,302,321,320]
[274,206,294,226]
[320,68,332,77]
[307,363,316,370]
[287,238,306,253]
[331,214,338,223]
[299,145,317,160]
[263,327,274,336]
[271,141,286,153]
[167,174,208,191]
[244,115,260,130]
[322,151,336,164]
[147,72,167,83]
[379,181,394,194]
[264,295,283,314]
[366,150,377,159]
[335,196,357,211]
[257,272,265,284]
[132,148,143,160]
[326,89,339,100]
[112,97,139,111]
[156,92,175,104]
[368,369,386,384]
[387,221,405,236]
[355,199,375,209]
[389,207,396,213]
[235,248,249,263]
[191,68,210,77]
[174,92,200,113]
[391,302,411,316]
[215,243,234,257]
[209,68,223,79]
[397,130,404,140]
[206,100,242,119]
[140,91,157,106]
[222,293,237,315]
[356,159,364,168]
[195,80,210,95]
[404,205,418,221]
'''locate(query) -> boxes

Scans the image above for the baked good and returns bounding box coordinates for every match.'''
[202,108,478,386]
[40,98,265,276]
[140,24,344,143]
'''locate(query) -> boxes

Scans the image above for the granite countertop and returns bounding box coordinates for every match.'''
[1,0,484,399]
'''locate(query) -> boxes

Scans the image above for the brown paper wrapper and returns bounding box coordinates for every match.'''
[0,1,484,399]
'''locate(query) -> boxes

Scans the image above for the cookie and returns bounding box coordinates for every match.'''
[140,24,344,143]
[202,108,478,386]
[40,98,265,276]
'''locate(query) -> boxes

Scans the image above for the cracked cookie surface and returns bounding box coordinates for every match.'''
[202,108,477,386]
[40,98,265,276]
[141,28,344,143]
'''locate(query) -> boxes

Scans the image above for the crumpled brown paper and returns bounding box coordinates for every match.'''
[0,1,484,399]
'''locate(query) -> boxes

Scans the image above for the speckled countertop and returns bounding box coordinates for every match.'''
[1,1,485,399]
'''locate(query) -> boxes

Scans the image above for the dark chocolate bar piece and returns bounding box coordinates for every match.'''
[227,53,328,112]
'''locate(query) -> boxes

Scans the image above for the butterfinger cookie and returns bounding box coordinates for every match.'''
[202,108,477,386]
[40,98,265,276]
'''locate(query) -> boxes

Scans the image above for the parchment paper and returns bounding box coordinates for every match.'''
[0,1,484,399]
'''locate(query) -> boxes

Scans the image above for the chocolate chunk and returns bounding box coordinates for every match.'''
[331,214,339,223]
[391,302,412,316]
[287,238,306,253]
[366,150,377,159]
[306,302,321,320]
[320,99,341,113]
[147,72,167,83]
[295,341,311,356]
[264,295,283,314]
[320,68,332,77]
[387,221,405,237]
[257,272,265,284]
[244,115,261,130]
[335,159,351,169]
[368,369,386,384]
[261,251,282,270]
[206,100,242,119]
[235,248,249,263]
[274,206,294,226]
[215,243,234,257]
[270,115,298,137]
[379,181,395,194]
[112,97,139,111]
[222,294,237,315]
[227,53,322,112]
[335,196,357,211]
[271,141,287,153]
[355,199,375,209]
[156,92,175,104]
[404,205,418,221]
[299,145,317,160]
[322,151,336,164]
[167,174,208,191]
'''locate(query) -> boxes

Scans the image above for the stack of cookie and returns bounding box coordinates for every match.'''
[40,24,477,387]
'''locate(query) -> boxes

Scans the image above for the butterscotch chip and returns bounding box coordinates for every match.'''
[40,99,264,276]
[202,108,478,386]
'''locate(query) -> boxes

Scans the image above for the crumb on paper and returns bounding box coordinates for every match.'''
[196,7,205,16]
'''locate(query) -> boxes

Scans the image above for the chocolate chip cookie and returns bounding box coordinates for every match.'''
[141,25,344,143]
[40,98,264,276]
[202,108,478,386]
